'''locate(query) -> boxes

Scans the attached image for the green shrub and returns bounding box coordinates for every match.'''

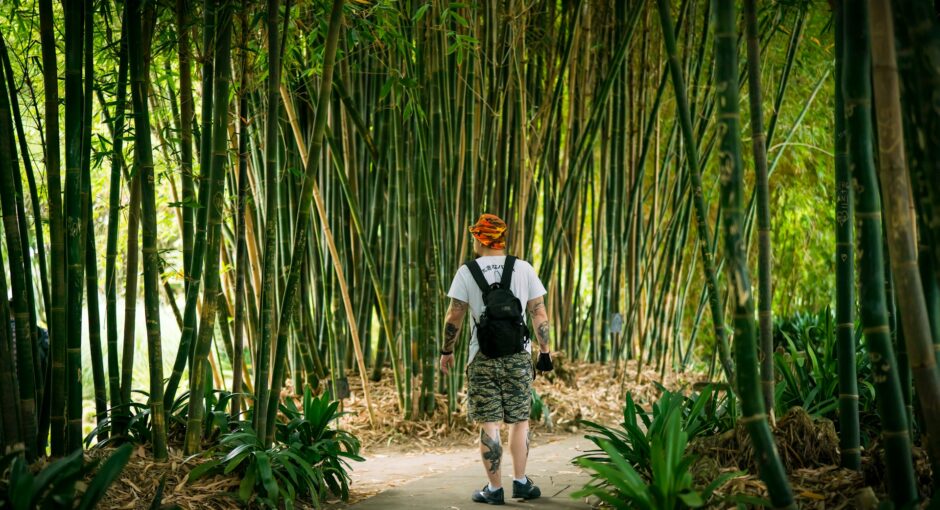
[0,444,132,509]
[86,388,242,450]
[577,385,728,480]
[572,405,737,509]
[772,308,880,443]
[188,388,362,509]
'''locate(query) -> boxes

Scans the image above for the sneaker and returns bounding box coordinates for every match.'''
[512,477,541,500]
[471,485,505,505]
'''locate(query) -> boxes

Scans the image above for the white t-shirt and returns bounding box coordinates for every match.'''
[447,255,547,363]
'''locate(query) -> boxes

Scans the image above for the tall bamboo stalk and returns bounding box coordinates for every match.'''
[0,33,37,461]
[38,0,67,457]
[232,0,249,420]
[742,0,775,414]
[184,0,233,455]
[179,0,195,292]
[655,0,733,384]
[843,3,917,505]
[832,0,860,471]
[254,0,282,439]
[105,12,129,424]
[63,0,86,453]
[713,2,795,506]
[128,0,168,461]
[264,0,372,446]
[164,0,217,411]
[867,0,940,478]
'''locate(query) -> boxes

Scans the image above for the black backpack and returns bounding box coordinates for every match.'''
[465,256,528,358]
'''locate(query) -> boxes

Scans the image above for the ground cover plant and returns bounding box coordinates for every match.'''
[0,0,938,508]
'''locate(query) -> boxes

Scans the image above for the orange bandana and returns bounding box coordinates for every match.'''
[468,214,507,249]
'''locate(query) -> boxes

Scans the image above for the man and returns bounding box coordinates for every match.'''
[440,213,554,505]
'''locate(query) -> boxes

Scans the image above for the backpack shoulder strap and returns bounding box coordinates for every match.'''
[500,256,517,289]
[464,260,490,293]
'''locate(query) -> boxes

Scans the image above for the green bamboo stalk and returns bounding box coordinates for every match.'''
[0,273,19,451]
[184,0,233,455]
[79,6,107,439]
[105,17,129,421]
[63,0,86,453]
[38,0,67,457]
[232,0,249,420]
[265,0,364,445]
[127,0,168,461]
[832,0,860,471]
[179,0,196,293]
[843,3,917,505]
[713,2,794,507]
[655,0,733,384]
[164,0,217,411]
[254,0,282,439]
[0,36,38,461]
[0,33,45,453]
[742,0,774,414]
[868,0,940,479]
[119,170,141,434]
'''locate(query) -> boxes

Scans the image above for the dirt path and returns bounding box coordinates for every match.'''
[336,435,595,509]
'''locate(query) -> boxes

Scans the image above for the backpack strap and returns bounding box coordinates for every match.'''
[500,256,516,289]
[464,260,491,293]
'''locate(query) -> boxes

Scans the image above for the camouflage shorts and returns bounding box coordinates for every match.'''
[467,351,533,423]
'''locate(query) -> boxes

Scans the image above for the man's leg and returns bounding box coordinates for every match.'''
[508,420,529,479]
[479,422,503,488]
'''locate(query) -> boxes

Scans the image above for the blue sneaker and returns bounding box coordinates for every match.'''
[472,485,505,505]
[512,477,541,500]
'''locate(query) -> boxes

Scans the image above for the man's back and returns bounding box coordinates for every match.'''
[447,255,546,363]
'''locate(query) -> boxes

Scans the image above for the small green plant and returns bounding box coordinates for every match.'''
[772,309,879,443]
[572,406,737,509]
[0,444,132,509]
[577,385,725,480]
[86,389,242,450]
[530,388,544,421]
[188,388,363,509]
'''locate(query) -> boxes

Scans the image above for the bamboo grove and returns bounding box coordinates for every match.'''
[0,0,939,504]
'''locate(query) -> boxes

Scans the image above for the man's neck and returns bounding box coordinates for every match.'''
[477,247,506,257]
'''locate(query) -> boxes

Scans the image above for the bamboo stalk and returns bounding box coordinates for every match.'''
[38,0,67,457]
[63,0,86,453]
[843,3,917,504]
[254,0,282,439]
[742,0,775,416]
[0,33,38,461]
[832,0,861,471]
[184,0,234,455]
[868,0,940,479]
[104,12,129,435]
[655,0,734,384]
[713,1,795,507]
[128,0,168,460]
[264,0,375,445]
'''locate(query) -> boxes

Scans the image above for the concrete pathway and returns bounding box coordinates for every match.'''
[344,435,595,509]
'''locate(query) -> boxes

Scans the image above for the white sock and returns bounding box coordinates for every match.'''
[514,476,528,484]
[488,483,501,491]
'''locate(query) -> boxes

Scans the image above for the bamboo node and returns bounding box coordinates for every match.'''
[738,413,768,425]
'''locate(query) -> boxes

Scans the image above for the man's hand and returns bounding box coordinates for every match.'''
[536,351,553,373]
[440,353,455,374]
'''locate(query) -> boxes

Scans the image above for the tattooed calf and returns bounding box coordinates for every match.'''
[480,429,502,474]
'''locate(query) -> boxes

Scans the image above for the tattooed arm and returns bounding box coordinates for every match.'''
[527,296,551,353]
[440,298,468,374]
